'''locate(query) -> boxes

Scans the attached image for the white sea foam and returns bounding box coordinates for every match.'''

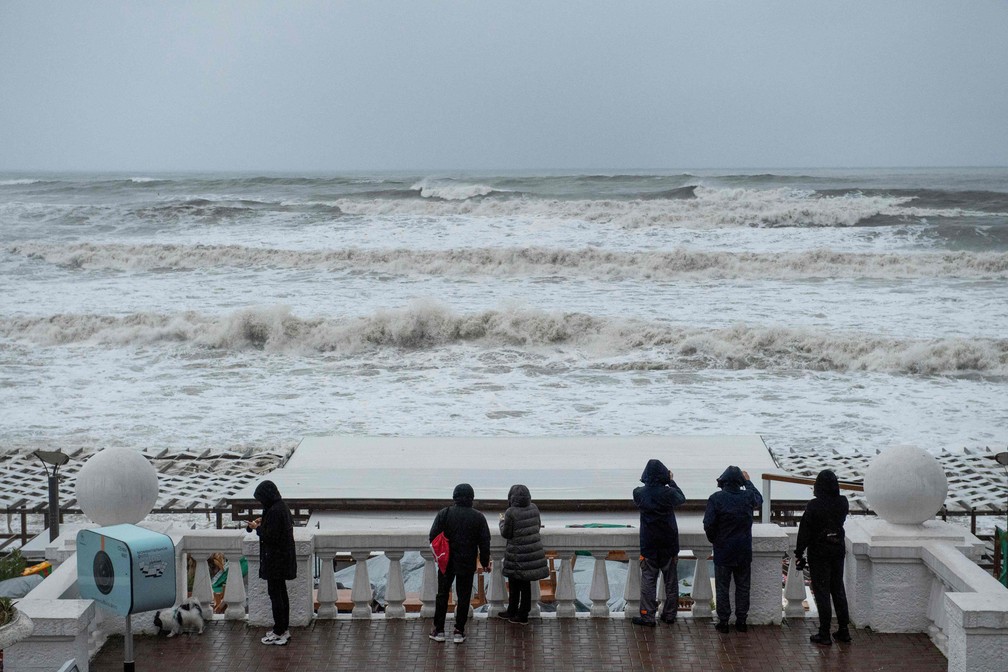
[323,186,923,228]
[0,179,40,186]
[2,304,1004,374]
[129,177,159,183]
[411,179,497,200]
[10,242,1008,279]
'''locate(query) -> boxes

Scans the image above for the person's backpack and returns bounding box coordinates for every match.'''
[431,508,450,574]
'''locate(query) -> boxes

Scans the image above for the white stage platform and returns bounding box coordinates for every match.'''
[230,435,814,509]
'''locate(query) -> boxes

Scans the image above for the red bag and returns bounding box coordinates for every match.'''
[431,508,450,574]
[431,531,450,574]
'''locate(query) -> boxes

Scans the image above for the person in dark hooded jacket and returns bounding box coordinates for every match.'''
[428,483,491,644]
[703,465,763,633]
[795,469,851,646]
[632,458,686,626]
[498,484,549,624]
[246,480,297,646]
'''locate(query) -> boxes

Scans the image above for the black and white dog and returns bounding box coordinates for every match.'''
[153,598,205,637]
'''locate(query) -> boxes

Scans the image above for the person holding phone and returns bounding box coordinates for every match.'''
[246,480,296,646]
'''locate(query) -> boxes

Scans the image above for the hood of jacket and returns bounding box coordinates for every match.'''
[452,482,475,507]
[508,484,532,507]
[640,459,671,486]
[716,465,746,490]
[813,469,840,497]
[254,480,282,508]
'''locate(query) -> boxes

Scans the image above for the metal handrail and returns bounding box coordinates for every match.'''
[759,472,864,523]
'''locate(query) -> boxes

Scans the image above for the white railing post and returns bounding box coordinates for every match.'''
[419,548,437,617]
[555,552,577,618]
[385,551,407,619]
[761,477,771,523]
[589,551,611,617]
[623,554,641,619]
[190,550,213,608]
[783,556,806,618]
[350,550,373,619]
[690,545,713,618]
[530,578,542,618]
[316,551,338,619]
[222,551,246,620]
[487,551,507,617]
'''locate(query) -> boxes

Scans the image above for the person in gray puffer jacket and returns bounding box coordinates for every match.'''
[498,484,549,624]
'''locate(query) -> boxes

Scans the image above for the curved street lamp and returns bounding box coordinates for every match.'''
[33,450,69,542]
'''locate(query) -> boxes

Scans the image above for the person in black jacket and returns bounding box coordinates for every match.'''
[498,484,549,624]
[246,480,297,646]
[632,458,686,626]
[703,465,763,633]
[428,483,491,644]
[794,469,851,646]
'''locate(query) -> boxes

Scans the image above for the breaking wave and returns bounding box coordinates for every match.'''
[411,180,500,200]
[10,242,1008,279]
[326,187,953,228]
[2,305,1004,375]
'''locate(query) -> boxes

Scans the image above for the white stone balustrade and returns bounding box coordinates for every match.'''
[173,529,248,620]
[302,525,789,623]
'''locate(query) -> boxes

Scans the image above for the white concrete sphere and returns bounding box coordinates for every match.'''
[863,444,948,525]
[76,448,159,525]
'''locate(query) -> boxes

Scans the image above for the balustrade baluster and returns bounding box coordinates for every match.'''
[783,555,806,618]
[316,551,337,619]
[222,552,247,620]
[487,553,506,617]
[530,578,542,618]
[555,552,576,618]
[623,553,641,619]
[419,548,437,617]
[690,546,713,618]
[350,550,373,619]
[190,551,213,608]
[384,551,407,619]
[589,551,611,617]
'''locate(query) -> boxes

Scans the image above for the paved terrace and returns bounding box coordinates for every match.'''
[92,618,946,672]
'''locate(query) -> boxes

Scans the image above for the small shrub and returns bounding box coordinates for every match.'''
[0,549,27,582]
[0,597,14,627]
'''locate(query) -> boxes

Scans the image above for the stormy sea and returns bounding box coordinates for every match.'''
[1,169,1006,469]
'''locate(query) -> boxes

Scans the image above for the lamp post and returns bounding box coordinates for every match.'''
[995,451,1008,532]
[33,450,69,542]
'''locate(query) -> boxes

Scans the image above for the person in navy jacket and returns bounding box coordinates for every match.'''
[703,466,763,633]
[632,459,686,626]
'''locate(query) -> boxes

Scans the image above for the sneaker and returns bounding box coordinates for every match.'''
[833,629,852,643]
[496,611,516,620]
[631,616,656,627]
[509,615,529,625]
[261,630,289,645]
[735,621,747,633]
[660,615,677,625]
[715,621,730,634]
[452,628,466,644]
[429,629,446,642]
[810,633,832,646]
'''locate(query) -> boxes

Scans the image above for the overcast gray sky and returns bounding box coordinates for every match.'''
[2,1,1006,172]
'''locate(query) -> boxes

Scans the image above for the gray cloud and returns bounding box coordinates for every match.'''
[1,0,1006,171]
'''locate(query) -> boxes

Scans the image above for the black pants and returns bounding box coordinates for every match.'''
[809,552,849,637]
[434,564,475,634]
[266,578,290,635]
[714,562,751,624]
[506,578,532,618]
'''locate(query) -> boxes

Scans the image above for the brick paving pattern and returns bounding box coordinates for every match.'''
[92,617,947,671]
